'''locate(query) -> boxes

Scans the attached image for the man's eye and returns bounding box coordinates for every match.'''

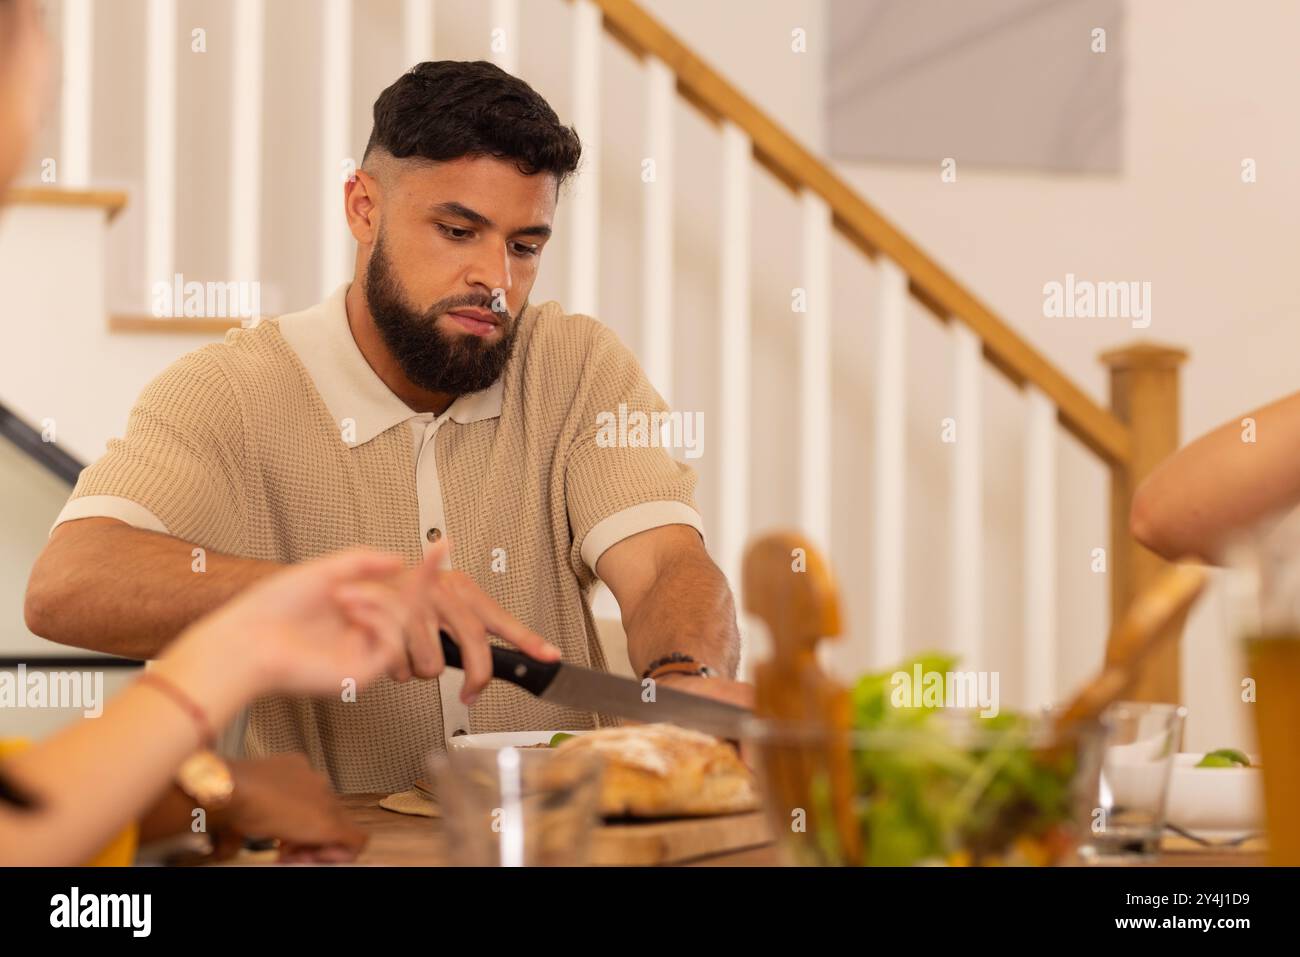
[511,243,539,258]
[437,224,473,240]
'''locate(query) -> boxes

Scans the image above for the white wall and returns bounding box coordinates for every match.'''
[832,0,1300,750]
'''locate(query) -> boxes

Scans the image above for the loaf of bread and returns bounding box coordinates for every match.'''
[554,723,758,818]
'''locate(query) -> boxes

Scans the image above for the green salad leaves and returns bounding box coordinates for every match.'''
[840,654,1077,866]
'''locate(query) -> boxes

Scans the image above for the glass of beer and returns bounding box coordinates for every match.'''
[1226,516,1300,865]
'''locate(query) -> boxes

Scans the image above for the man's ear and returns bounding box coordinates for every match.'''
[344,168,381,245]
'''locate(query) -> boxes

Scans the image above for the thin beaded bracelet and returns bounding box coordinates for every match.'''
[641,652,718,681]
[136,671,215,748]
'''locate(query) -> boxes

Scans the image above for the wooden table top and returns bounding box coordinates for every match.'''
[211,793,1265,867]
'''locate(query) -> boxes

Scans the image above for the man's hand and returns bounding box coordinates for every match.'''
[654,673,755,710]
[653,674,757,767]
[332,539,562,705]
[209,754,366,863]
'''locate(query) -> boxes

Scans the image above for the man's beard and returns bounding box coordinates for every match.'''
[364,232,520,396]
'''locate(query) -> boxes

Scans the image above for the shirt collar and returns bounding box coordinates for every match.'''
[276,283,505,448]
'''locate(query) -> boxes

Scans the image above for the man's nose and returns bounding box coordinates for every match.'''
[465,241,512,300]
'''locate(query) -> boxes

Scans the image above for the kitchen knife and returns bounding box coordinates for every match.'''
[437,632,749,740]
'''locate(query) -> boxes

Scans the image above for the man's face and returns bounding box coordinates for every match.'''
[360,155,558,396]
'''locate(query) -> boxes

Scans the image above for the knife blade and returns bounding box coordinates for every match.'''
[437,632,749,740]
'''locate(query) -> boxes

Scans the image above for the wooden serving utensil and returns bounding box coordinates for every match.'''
[1053,561,1209,737]
[743,531,860,864]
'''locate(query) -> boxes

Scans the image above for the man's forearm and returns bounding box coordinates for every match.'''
[24,518,280,659]
[622,549,740,678]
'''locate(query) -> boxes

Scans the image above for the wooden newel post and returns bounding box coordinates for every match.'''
[1100,342,1188,704]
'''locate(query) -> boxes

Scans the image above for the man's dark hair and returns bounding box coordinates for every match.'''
[363,60,582,186]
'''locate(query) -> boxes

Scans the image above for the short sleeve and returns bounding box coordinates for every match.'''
[564,325,703,575]
[56,349,247,552]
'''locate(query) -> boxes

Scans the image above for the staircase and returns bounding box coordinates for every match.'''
[0,0,1188,709]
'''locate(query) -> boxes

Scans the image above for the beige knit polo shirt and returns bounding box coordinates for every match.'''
[55,284,704,792]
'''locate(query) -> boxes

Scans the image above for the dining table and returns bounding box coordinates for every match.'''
[207,793,1267,867]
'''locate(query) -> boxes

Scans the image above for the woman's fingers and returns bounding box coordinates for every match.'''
[309,548,405,587]
[415,540,451,581]
[334,590,411,682]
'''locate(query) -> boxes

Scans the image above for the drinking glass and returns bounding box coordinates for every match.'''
[428,746,603,866]
[1081,701,1185,861]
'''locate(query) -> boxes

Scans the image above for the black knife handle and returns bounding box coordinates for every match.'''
[438,631,560,698]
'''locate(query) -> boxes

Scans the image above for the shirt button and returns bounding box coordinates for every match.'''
[426,527,442,544]
[451,728,468,737]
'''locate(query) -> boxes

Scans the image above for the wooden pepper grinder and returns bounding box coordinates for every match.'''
[742,531,860,864]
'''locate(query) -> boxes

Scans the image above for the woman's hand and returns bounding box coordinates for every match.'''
[166,540,562,714]
[171,548,414,699]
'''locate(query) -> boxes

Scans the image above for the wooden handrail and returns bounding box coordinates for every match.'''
[3,186,127,222]
[109,314,243,335]
[580,0,1131,467]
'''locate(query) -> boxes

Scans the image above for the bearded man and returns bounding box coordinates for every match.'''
[25,60,749,792]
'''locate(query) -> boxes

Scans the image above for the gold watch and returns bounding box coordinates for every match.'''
[176,749,235,810]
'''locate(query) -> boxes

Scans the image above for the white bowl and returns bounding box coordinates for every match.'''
[447,730,587,751]
[1165,752,1264,838]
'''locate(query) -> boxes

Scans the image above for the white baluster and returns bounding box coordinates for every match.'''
[799,191,831,552]
[489,0,519,75]
[60,0,93,188]
[1023,385,1057,708]
[950,322,984,668]
[642,56,674,402]
[145,0,177,305]
[403,0,435,67]
[229,0,264,289]
[718,122,751,593]
[872,258,908,668]
[319,0,352,299]
[568,0,600,317]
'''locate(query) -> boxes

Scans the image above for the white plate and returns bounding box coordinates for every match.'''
[1165,752,1264,839]
[447,730,588,751]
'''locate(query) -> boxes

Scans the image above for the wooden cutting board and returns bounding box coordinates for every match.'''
[402,780,771,865]
[591,811,771,866]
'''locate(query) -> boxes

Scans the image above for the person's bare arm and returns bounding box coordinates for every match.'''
[596,524,752,708]
[0,634,257,865]
[1,548,412,866]
[24,517,279,659]
[26,519,559,693]
[1131,390,1300,562]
